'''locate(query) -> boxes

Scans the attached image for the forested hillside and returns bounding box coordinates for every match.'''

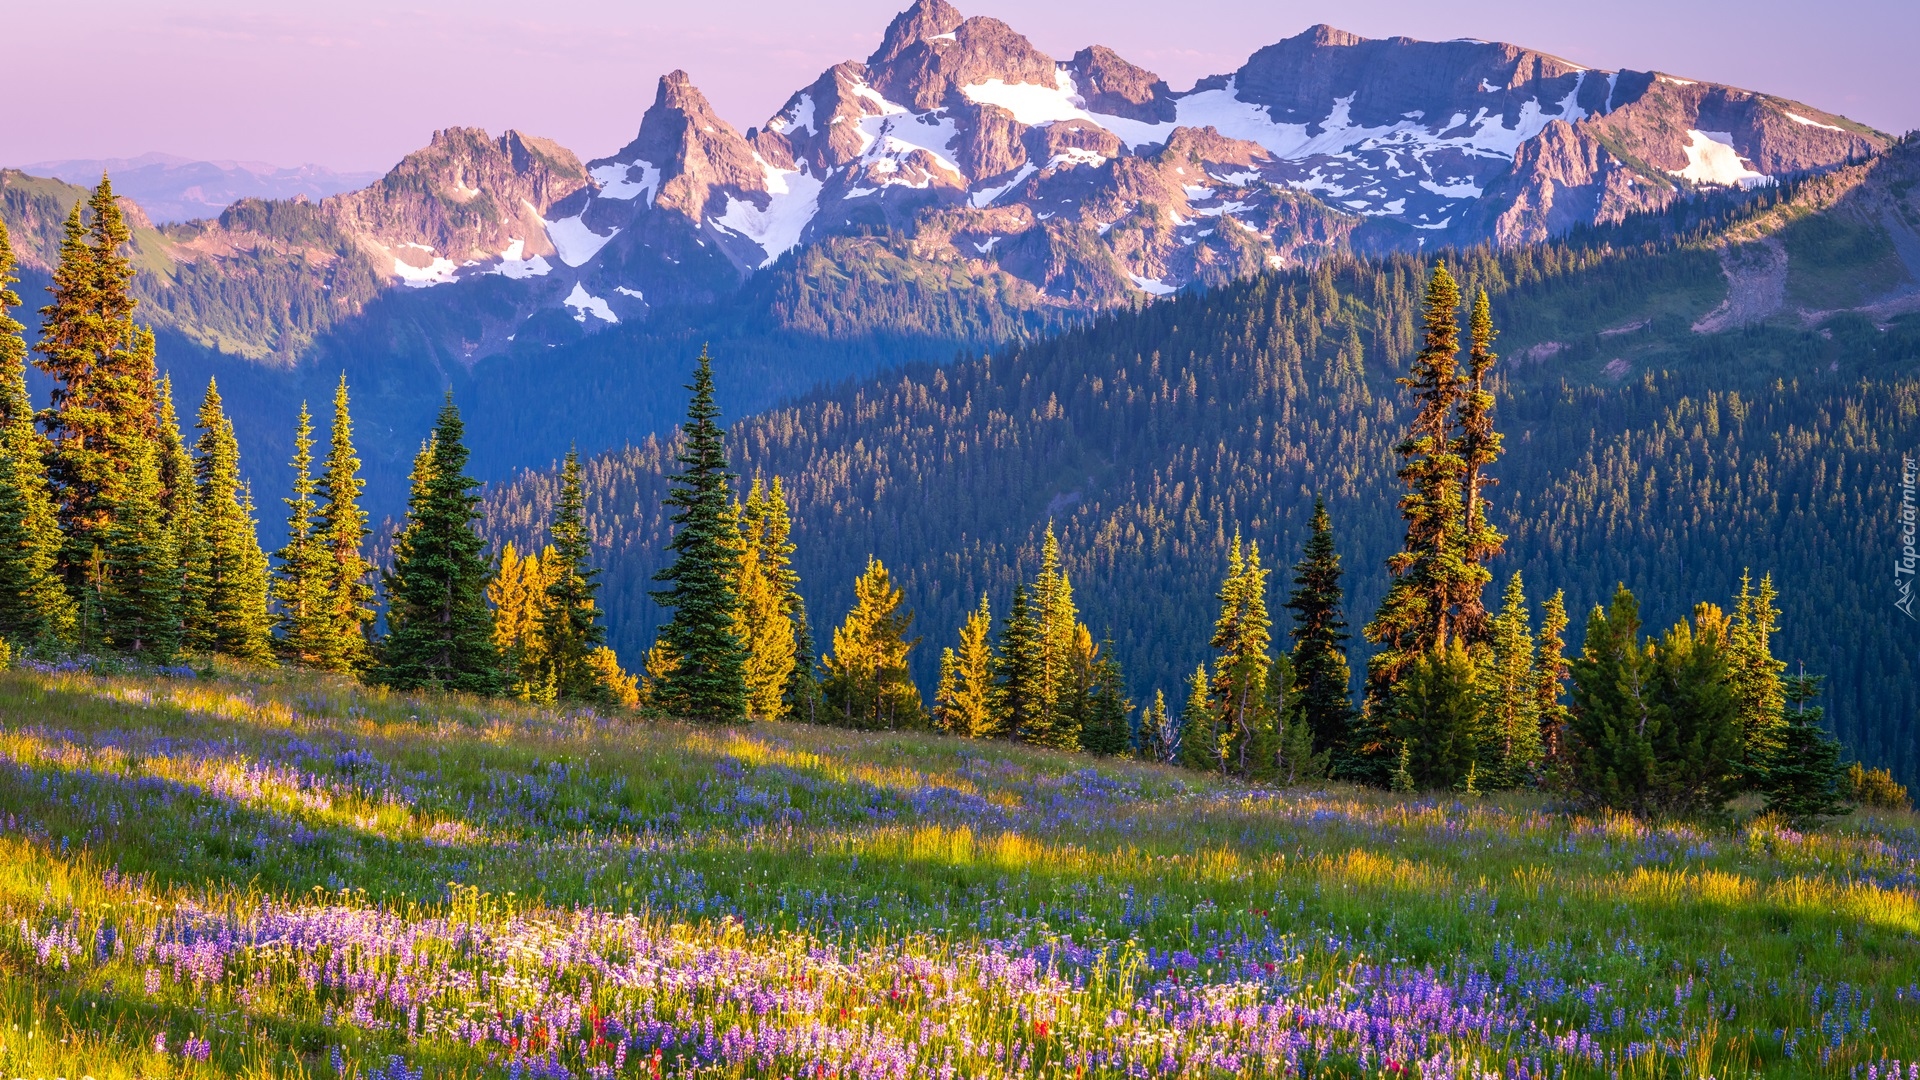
[487,140,1920,785]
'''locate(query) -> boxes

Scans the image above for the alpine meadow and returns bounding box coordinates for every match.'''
[2,2,1920,1077]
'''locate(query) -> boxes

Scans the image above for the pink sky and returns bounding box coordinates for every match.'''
[7,0,1916,173]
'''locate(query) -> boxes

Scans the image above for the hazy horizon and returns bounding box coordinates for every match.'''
[7,0,1916,176]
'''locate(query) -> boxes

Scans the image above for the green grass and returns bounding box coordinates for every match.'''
[0,662,1915,1078]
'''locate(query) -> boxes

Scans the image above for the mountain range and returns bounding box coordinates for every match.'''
[0,1,1888,360]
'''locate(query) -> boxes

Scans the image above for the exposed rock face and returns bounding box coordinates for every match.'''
[325,127,588,267]
[1068,46,1176,123]
[611,72,769,220]
[960,105,1029,179]
[865,2,1057,110]
[1232,25,1599,128]
[1473,121,1667,246]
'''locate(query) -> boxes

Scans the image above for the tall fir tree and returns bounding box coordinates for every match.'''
[1176,664,1220,772]
[1759,666,1849,826]
[1210,531,1274,777]
[735,476,797,719]
[1271,652,1327,783]
[995,584,1042,737]
[377,395,501,694]
[317,375,374,672]
[1452,289,1506,641]
[1284,497,1353,764]
[273,403,332,665]
[189,380,273,661]
[155,377,206,650]
[488,541,554,699]
[35,180,160,589]
[1484,572,1541,787]
[1080,639,1133,756]
[100,441,178,657]
[1534,590,1571,771]
[1024,525,1088,749]
[1359,264,1470,777]
[1387,640,1482,790]
[541,449,610,702]
[0,218,74,647]
[651,349,747,722]
[934,593,999,737]
[1726,570,1788,781]
[821,556,922,729]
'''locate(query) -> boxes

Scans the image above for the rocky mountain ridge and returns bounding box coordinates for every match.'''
[0,0,1891,364]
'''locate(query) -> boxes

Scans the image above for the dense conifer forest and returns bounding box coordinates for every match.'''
[488,182,1920,785]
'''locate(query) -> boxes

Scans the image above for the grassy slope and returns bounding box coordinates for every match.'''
[0,665,1915,1078]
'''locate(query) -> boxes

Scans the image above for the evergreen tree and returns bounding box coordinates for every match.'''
[651,349,747,722]
[1387,640,1482,790]
[0,219,74,647]
[1210,531,1274,777]
[1080,639,1132,756]
[190,380,273,661]
[273,403,332,665]
[1360,264,1470,776]
[377,396,500,694]
[100,441,178,657]
[317,375,374,672]
[586,646,640,710]
[155,378,205,651]
[1453,289,1506,641]
[1759,666,1849,827]
[1567,586,1740,817]
[1727,570,1788,781]
[1135,690,1176,763]
[541,450,609,702]
[1284,497,1353,763]
[1024,525,1088,749]
[1176,664,1220,772]
[735,476,797,719]
[1271,652,1327,784]
[995,584,1042,738]
[821,556,922,729]
[35,181,160,587]
[1485,572,1541,787]
[1534,590,1571,771]
[933,593,999,737]
[488,542,553,699]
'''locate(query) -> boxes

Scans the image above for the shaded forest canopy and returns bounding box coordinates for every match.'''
[488,232,1920,786]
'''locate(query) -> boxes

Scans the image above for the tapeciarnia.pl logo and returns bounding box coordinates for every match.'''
[1899,455,1917,619]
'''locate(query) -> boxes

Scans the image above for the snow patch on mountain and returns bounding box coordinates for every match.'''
[856,98,965,180]
[546,212,620,267]
[1672,130,1771,188]
[393,245,459,288]
[489,239,554,279]
[971,162,1037,207]
[563,282,617,323]
[771,94,817,137]
[1786,111,1844,132]
[591,160,660,203]
[961,71,1174,149]
[713,160,825,266]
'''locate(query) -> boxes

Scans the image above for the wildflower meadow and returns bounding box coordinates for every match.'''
[0,662,1915,1078]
